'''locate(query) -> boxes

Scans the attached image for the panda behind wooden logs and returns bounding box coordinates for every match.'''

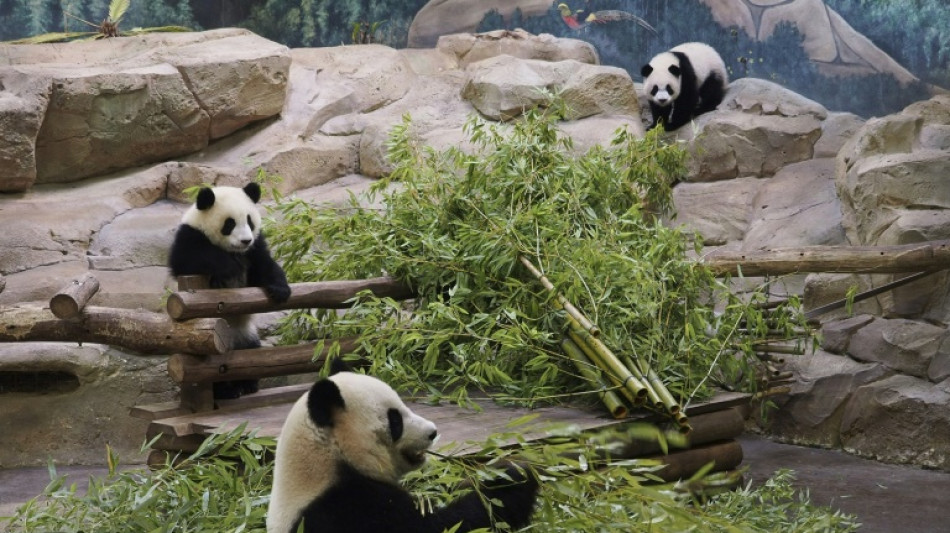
[266,363,539,533]
[641,42,728,131]
[168,182,291,399]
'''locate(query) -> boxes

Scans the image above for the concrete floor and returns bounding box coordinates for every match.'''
[739,434,950,533]
[2,434,949,531]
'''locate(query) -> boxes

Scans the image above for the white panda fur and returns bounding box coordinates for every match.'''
[168,183,290,399]
[641,42,728,131]
[267,366,539,533]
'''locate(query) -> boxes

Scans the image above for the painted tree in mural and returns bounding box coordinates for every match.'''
[242,0,428,48]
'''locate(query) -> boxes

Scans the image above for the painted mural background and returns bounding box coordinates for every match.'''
[1,0,946,117]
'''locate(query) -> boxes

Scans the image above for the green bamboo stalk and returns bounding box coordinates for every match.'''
[620,354,661,407]
[519,255,600,336]
[568,329,640,406]
[567,320,648,403]
[561,337,628,419]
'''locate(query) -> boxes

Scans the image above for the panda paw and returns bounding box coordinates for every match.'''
[481,464,540,529]
[265,283,292,304]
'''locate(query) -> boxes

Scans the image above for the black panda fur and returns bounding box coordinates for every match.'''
[641,42,728,131]
[168,182,290,399]
[267,363,539,533]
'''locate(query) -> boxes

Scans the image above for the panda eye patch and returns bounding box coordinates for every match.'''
[247,215,255,232]
[221,217,236,236]
[650,86,659,96]
[387,408,404,442]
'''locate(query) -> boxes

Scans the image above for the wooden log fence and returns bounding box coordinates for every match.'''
[167,337,359,384]
[702,239,950,276]
[166,276,414,320]
[0,304,232,355]
[10,241,943,477]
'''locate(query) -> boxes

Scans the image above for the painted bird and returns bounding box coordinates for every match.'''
[558,2,657,34]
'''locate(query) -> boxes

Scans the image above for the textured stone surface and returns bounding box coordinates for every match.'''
[742,158,846,250]
[840,375,950,469]
[765,350,891,447]
[437,29,598,68]
[0,343,176,467]
[461,55,640,121]
[685,111,822,181]
[847,317,947,380]
[671,177,761,246]
[0,29,289,191]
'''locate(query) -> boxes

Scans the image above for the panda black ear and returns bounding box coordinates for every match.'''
[308,378,345,427]
[195,188,216,211]
[668,65,681,77]
[328,358,351,376]
[243,182,262,204]
[640,64,653,77]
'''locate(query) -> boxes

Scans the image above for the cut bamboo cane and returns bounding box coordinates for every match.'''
[620,354,661,407]
[567,321,648,402]
[519,255,599,336]
[561,337,628,419]
[568,329,640,406]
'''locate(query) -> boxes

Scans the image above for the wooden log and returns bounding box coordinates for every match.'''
[166,276,415,320]
[166,337,359,384]
[49,273,100,319]
[607,407,746,460]
[702,239,950,276]
[0,304,232,355]
[646,439,744,482]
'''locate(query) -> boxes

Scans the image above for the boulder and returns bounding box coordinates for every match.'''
[840,375,950,469]
[742,158,846,250]
[820,314,876,354]
[814,112,865,158]
[720,77,828,120]
[765,349,891,447]
[685,111,822,181]
[803,273,882,320]
[461,55,640,121]
[437,29,599,68]
[0,71,50,192]
[0,29,289,191]
[847,317,947,380]
[671,177,762,246]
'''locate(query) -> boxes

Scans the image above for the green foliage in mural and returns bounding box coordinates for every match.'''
[240,0,428,48]
[0,0,198,41]
[828,0,950,88]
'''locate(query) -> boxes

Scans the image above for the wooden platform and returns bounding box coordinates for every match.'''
[133,385,750,471]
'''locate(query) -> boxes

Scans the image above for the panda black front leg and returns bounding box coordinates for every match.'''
[427,464,539,532]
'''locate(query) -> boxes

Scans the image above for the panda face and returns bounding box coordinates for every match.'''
[311,372,439,483]
[182,183,263,253]
[641,51,682,108]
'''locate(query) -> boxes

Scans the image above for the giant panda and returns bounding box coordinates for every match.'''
[168,182,291,399]
[267,363,539,533]
[640,42,728,131]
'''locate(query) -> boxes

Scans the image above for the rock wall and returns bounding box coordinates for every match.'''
[0,28,947,469]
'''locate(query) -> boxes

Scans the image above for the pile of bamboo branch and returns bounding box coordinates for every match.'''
[520,256,690,432]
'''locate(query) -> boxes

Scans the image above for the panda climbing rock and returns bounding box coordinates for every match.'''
[641,42,728,131]
[267,363,540,533]
[168,182,291,399]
